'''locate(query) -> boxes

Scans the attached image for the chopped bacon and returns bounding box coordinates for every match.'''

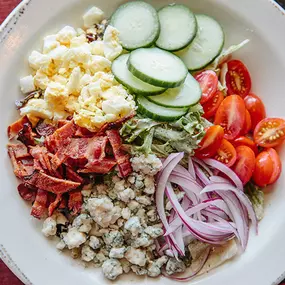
[79,158,116,174]
[106,129,132,177]
[68,190,83,216]
[21,157,34,166]
[58,194,68,210]
[7,145,34,178]
[75,126,95,138]
[30,145,53,174]
[48,194,62,216]
[46,120,76,153]
[7,143,30,159]
[24,171,81,195]
[17,184,36,202]
[36,121,56,137]
[31,189,48,219]
[17,123,36,146]
[65,166,84,184]
[7,116,30,140]
[87,136,108,160]
[57,120,70,128]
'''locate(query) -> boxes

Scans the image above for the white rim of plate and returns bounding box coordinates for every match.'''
[0,0,285,284]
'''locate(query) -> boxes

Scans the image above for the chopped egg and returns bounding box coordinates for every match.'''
[83,6,105,28]
[103,25,123,61]
[20,75,35,94]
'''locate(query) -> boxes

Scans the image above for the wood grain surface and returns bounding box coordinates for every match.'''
[0,0,285,284]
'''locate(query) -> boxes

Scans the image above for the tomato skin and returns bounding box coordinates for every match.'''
[202,91,224,119]
[195,70,218,104]
[214,139,237,167]
[253,118,285,148]
[214,95,246,140]
[226,60,252,98]
[252,148,282,187]
[232,136,259,155]
[267,148,282,184]
[241,110,252,135]
[232,146,255,185]
[195,126,224,159]
[244,93,266,130]
[252,151,273,187]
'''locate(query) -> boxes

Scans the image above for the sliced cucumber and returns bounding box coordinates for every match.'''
[176,14,224,71]
[128,47,188,88]
[110,1,160,50]
[147,74,201,108]
[112,54,166,96]
[137,95,188,122]
[156,4,197,52]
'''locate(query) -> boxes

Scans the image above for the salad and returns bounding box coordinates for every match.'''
[6,1,285,281]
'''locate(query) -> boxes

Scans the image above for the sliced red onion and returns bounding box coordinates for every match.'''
[201,183,257,234]
[203,158,243,190]
[169,175,202,196]
[194,164,210,186]
[188,155,196,180]
[173,226,185,255]
[193,157,214,176]
[210,175,231,184]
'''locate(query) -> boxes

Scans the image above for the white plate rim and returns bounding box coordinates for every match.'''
[0,1,285,285]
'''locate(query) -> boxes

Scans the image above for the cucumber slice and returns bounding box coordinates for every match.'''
[128,47,188,88]
[110,1,160,50]
[156,4,197,52]
[147,74,201,108]
[112,54,166,96]
[177,14,225,71]
[137,95,188,122]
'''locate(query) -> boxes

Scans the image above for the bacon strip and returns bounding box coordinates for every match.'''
[79,158,116,174]
[48,194,62,217]
[36,121,56,137]
[30,145,53,174]
[7,116,30,140]
[17,123,36,146]
[24,171,81,195]
[7,145,34,178]
[7,143,30,159]
[68,190,83,216]
[106,129,132,177]
[31,189,48,219]
[65,166,84,184]
[17,184,36,202]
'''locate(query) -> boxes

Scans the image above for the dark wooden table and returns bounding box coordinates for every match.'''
[1,0,285,284]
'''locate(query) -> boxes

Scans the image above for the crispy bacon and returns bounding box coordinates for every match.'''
[17,184,36,202]
[65,166,84,184]
[24,171,81,195]
[46,120,76,153]
[58,194,68,210]
[106,129,132,177]
[75,126,95,138]
[48,194,62,216]
[17,123,36,146]
[36,121,56,137]
[31,189,48,219]
[7,143,30,159]
[30,145,53,174]
[7,145,34,178]
[68,190,83,216]
[79,158,116,174]
[7,116,30,140]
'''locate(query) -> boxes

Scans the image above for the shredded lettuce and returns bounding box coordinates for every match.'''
[120,104,208,157]
[245,182,265,221]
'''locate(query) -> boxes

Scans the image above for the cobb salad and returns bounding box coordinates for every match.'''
[6,1,285,281]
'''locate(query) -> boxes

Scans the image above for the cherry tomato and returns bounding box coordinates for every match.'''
[195,126,224,159]
[232,136,259,155]
[226,60,252,98]
[253,118,285,148]
[232,146,255,185]
[244,93,266,130]
[195,70,218,104]
[252,148,282,187]
[214,95,246,140]
[202,91,224,119]
[214,139,237,167]
[240,110,252,135]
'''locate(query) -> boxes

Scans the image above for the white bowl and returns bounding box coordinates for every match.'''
[1,0,285,284]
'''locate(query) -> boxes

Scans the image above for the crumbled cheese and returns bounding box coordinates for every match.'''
[42,217,57,237]
[72,214,92,233]
[102,259,123,280]
[63,227,87,249]
[89,236,102,250]
[144,226,164,239]
[131,154,163,176]
[83,6,105,28]
[19,75,35,94]
[109,247,126,259]
[81,245,95,262]
[165,258,186,275]
[125,247,147,267]
[117,188,135,203]
[121,208,131,220]
[103,231,124,248]
[124,216,143,237]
